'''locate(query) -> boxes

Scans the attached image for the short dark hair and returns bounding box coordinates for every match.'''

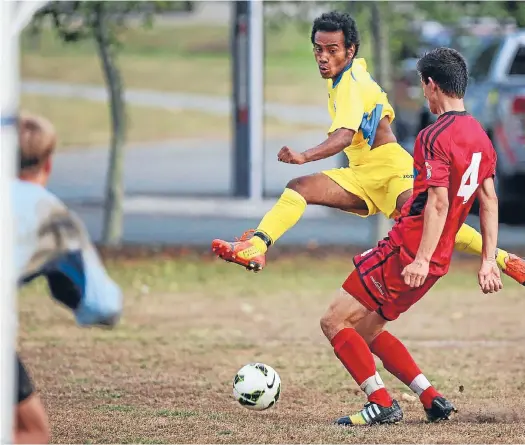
[417,47,469,98]
[311,11,360,56]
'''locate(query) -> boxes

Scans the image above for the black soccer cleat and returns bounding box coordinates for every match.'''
[335,399,403,426]
[425,396,457,423]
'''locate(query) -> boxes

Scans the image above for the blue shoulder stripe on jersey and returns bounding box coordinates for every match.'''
[332,61,353,88]
[360,104,383,147]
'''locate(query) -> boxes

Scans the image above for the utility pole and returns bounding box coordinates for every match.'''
[231,0,264,201]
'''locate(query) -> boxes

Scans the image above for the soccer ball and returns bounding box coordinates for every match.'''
[232,363,281,411]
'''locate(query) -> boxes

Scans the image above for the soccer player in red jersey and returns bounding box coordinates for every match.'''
[320,47,503,426]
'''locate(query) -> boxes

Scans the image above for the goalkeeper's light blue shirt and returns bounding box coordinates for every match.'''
[13,178,122,327]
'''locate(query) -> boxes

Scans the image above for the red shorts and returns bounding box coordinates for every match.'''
[342,240,441,321]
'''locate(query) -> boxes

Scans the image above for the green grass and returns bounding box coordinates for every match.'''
[19,251,522,300]
[21,93,323,148]
[21,23,374,106]
[95,404,135,413]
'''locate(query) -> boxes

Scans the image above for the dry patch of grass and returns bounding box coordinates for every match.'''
[18,254,525,443]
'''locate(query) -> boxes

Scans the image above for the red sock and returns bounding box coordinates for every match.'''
[331,328,393,407]
[370,331,441,409]
[419,387,441,410]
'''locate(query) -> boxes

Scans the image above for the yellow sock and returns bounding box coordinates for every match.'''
[251,188,307,253]
[454,224,509,269]
[496,249,509,270]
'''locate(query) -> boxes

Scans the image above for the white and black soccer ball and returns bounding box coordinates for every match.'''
[232,363,281,411]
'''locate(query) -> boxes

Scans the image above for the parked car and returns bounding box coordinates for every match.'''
[392,58,425,142]
[417,31,525,224]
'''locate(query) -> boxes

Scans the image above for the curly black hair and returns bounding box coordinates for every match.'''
[311,11,360,56]
[417,47,469,99]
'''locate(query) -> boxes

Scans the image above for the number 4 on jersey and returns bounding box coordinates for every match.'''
[458,152,482,203]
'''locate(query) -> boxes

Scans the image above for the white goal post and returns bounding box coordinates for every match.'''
[1,1,48,442]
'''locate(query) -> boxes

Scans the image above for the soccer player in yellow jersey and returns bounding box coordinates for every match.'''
[212,11,525,286]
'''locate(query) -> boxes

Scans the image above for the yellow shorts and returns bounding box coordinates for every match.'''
[322,142,414,218]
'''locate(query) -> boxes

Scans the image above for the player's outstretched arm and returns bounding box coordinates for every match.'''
[402,186,449,287]
[277,128,355,164]
[302,128,356,162]
[277,74,362,165]
[18,201,123,328]
[71,240,123,327]
[477,176,503,293]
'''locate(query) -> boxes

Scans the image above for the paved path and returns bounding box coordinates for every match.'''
[47,133,341,200]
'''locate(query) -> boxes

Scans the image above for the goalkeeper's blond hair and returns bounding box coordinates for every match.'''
[18,111,57,175]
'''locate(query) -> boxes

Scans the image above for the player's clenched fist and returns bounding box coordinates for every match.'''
[478,259,503,294]
[401,259,429,288]
[277,146,306,165]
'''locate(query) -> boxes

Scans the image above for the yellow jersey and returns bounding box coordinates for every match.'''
[327,58,395,164]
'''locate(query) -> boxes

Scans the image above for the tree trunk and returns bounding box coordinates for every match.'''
[94,2,125,246]
[370,2,395,240]
[370,3,392,100]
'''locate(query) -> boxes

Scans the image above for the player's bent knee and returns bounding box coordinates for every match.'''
[320,288,369,340]
[286,176,309,197]
[319,312,335,340]
[320,315,347,342]
[286,175,325,203]
[320,299,345,340]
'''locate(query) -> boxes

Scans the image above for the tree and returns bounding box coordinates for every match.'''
[369,2,396,239]
[31,1,178,246]
[504,1,525,27]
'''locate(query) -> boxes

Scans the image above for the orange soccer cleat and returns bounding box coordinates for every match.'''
[211,230,266,272]
[503,254,525,286]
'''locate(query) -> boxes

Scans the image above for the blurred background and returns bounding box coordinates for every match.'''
[20,0,525,249]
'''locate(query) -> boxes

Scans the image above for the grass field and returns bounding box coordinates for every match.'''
[18,250,525,444]
[21,23,374,107]
[20,94,322,148]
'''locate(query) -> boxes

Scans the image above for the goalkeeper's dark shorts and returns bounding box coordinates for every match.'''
[16,353,34,404]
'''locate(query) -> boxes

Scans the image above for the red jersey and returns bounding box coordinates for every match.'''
[389,111,497,276]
